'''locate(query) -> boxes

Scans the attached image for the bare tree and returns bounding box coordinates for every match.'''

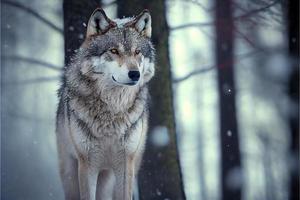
[2,0,63,34]
[117,0,186,199]
[215,0,242,199]
[285,0,299,199]
[196,83,207,200]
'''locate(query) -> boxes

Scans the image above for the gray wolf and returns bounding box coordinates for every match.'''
[56,8,155,200]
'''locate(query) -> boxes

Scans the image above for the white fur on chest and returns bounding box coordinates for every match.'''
[69,114,147,167]
[66,86,148,169]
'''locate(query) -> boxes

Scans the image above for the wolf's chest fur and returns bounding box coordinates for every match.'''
[64,86,149,162]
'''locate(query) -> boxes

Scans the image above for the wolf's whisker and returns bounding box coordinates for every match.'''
[93,71,104,74]
[82,68,94,75]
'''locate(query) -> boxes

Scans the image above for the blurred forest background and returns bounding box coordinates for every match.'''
[1,0,299,200]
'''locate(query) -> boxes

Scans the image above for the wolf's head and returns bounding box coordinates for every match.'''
[70,8,155,90]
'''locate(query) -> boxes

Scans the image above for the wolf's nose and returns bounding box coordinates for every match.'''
[128,71,140,81]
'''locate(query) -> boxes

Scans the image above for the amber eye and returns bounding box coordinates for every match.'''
[110,48,119,54]
[135,49,141,55]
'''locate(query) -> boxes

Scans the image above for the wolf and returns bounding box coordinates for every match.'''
[56,8,155,200]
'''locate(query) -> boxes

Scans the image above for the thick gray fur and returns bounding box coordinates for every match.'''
[56,8,155,200]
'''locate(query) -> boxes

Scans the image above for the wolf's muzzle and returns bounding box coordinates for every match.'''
[128,71,140,81]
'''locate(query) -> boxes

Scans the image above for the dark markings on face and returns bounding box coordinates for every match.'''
[123,30,126,43]
[122,29,132,53]
[82,27,155,62]
[140,41,155,61]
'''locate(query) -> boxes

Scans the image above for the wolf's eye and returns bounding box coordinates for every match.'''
[135,49,141,55]
[110,48,119,55]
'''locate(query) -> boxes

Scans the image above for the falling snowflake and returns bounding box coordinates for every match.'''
[156,188,162,196]
[227,130,232,137]
[78,34,84,39]
[226,167,243,190]
[150,126,169,147]
[223,83,232,95]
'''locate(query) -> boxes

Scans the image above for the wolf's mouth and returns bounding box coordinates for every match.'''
[112,76,138,86]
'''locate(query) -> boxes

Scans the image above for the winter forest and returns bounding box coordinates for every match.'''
[1,0,299,200]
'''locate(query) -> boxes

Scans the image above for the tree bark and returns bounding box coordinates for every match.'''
[286,0,299,199]
[215,0,242,199]
[117,1,186,199]
[196,94,207,200]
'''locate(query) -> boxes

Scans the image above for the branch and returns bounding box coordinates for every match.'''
[170,0,279,31]
[2,0,63,34]
[2,55,62,71]
[168,0,211,11]
[235,0,279,20]
[6,111,52,121]
[173,51,259,84]
[170,22,212,31]
[4,76,60,85]
[172,66,214,83]
[233,2,264,26]
[235,29,257,48]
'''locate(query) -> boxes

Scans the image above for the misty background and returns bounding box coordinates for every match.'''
[1,0,299,200]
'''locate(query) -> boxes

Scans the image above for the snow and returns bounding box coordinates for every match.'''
[258,26,284,47]
[265,54,290,81]
[226,167,243,190]
[69,26,74,31]
[150,126,170,147]
[113,17,135,28]
[156,188,162,196]
[78,34,84,39]
[227,130,232,137]
[222,83,232,95]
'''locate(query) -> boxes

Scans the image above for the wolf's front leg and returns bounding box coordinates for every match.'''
[113,157,135,200]
[78,160,98,200]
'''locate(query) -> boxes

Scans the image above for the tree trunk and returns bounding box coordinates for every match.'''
[286,0,299,199]
[63,0,100,65]
[215,0,242,199]
[117,1,186,199]
[196,74,207,200]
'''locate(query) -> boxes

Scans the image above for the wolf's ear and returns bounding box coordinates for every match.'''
[133,10,152,38]
[86,8,116,37]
